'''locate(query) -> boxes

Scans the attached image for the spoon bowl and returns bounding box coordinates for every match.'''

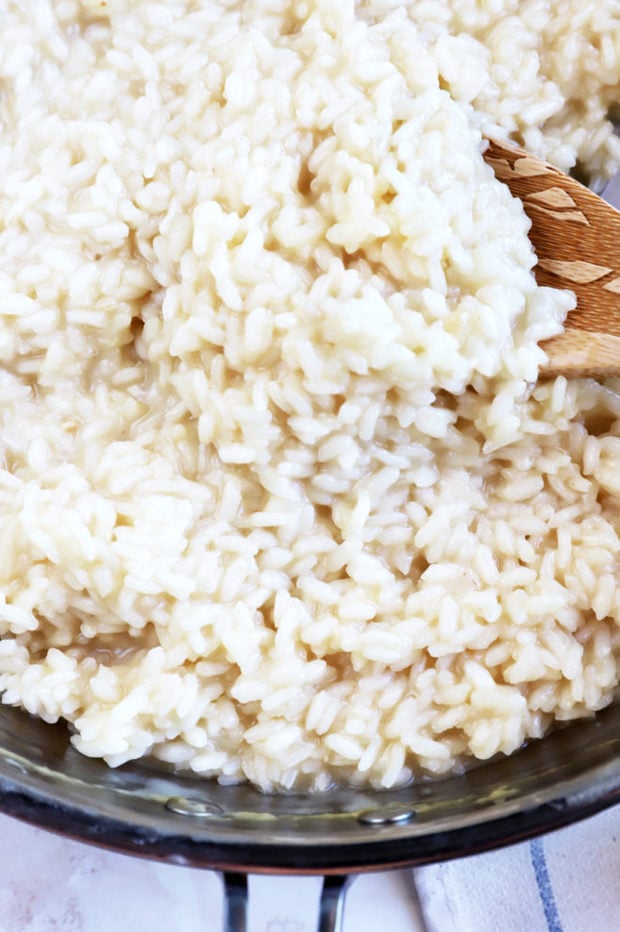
[484,139,620,380]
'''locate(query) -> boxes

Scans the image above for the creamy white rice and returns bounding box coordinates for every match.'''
[0,0,618,792]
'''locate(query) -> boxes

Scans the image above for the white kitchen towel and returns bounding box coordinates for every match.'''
[414,803,620,932]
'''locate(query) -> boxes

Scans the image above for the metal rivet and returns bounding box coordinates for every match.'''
[357,805,416,826]
[164,797,224,818]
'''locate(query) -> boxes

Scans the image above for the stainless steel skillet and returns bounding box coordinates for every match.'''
[0,699,618,930]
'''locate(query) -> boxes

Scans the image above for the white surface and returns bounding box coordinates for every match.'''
[0,811,225,931]
[0,811,425,932]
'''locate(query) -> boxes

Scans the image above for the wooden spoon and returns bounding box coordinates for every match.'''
[483,138,620,380]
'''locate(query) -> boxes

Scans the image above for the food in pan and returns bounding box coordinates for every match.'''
[0,1,618,791]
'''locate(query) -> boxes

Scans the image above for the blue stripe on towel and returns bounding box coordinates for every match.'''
[530,837,563,932]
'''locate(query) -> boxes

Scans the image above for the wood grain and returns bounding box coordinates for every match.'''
[484,138,620,378]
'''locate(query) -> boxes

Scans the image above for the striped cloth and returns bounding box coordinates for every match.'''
[413,804,620,932]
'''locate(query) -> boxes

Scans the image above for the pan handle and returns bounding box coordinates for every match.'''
[318,875,351,932]
[223,872,351,932]
[223,873,248,931]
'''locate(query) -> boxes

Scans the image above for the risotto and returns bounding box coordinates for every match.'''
[0,0,619,792]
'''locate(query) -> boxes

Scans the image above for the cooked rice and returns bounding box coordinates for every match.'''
[0,0,619,792]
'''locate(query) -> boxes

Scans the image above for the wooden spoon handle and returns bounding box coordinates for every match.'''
[484,138,620,379]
